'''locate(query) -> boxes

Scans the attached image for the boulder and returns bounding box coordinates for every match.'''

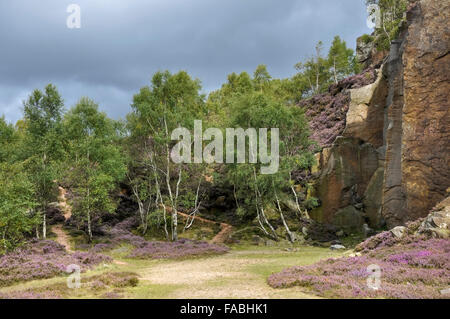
[390,226,407,239]
[330,244,346,250]
[332,206,364,235]
[418,196,450,239]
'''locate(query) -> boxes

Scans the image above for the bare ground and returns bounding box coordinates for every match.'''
[52,225,73,252]
[137,248,334,299]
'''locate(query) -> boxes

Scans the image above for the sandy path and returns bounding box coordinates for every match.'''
[175,210,233,244]
[52,225,73,252]
[58,186,72,220]
[54,187,129,265]
[139,250,319,299]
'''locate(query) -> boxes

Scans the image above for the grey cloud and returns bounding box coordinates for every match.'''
[0,0,371,123]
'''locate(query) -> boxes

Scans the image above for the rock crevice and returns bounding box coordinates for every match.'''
[309,0,449,231]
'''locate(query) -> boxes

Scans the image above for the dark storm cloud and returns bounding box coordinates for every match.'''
[0,0,371,123]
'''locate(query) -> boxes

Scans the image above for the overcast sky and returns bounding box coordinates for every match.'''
[0,0,371,124]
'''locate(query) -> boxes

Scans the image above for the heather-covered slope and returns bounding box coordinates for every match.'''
[0,240,111,287]
[300,68,378,149]
[268,197,450,299]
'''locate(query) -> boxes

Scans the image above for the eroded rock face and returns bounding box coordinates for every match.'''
[382,0,450,227]
[343,69,387,148]
[332,206,364,234]
[356,35,374,67]
[356,35,388,70]
[310,0,449,231]
[310,137,379,228]
[381,37,407,227]
[399,0,450,223]
[309,68,386,230]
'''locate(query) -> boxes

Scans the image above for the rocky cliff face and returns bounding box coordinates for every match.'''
[307,0,449,233]
[391,0,450,225]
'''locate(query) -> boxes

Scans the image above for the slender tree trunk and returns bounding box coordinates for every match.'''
[316,70,319,94]
[151,153,169,240]
[86,149,93,242]
[382,13,391,43]
[184,179,202,230]
[171,167,182,241]
[129,175,148,235]
[87,186,92,242]
[42,151,47,239]
[289,172,310,219]
[273,182,294,243]
[42,212,46,239]
[333,57,338,84]
[87,211,92,242]
[163,115,182,242]
[233,184,240,209]
[253,175,270,237]
[253,168,278,241]
[260,205,278,241]
[307,76,314,95]
[2,227,7,251]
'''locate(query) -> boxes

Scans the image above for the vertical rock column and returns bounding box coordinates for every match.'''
[382,0,450,227]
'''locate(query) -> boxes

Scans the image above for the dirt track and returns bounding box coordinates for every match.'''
[138,249,322,299]
[167,208,234,244]
[52,225,73,252]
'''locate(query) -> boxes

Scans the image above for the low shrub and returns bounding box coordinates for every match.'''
[0,239,111,287]
[92,217,230,259]
[268,238,450,299]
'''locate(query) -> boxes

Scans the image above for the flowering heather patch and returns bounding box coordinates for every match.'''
[355,218,426,252]
[0,290,62,299]
[299,68,377,148]
[128,238,229,259]
[0,239,112,287]
[101,291,124,299]
[86,271,139,289]
[94,217,230,259]
[0,272,138,299]
[268,238,450,299]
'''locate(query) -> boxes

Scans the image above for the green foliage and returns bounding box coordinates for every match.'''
[22,84,65,237]
[0,163,38,253]
[0,20,375,247]
[293,37,360,98]
[127,70,206,240]
[327,36,361,83]
[128,70,205,143]
[225,91,313,220]
[366,0,408,51]
[63,98,126,241]
[295,41,331,95]
[304,197,319,210]
[360,34,375,44]
[0,117,17,163]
